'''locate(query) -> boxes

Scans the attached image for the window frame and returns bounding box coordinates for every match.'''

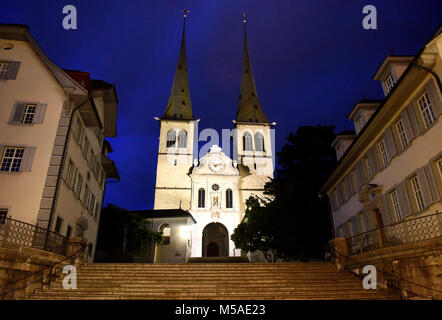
[385,72,395,93]
[226,189,233,208]
[390,190,401,222]
[166,130,177,148]
[54,216,63,234]
[0,147,24,173]
[417,92,436,128]
[198,188,206,208]
[0,62,10,80]
[396,119,408,150]
[410,176,425,212]
[378,139,388,167]
[243,132,253,151]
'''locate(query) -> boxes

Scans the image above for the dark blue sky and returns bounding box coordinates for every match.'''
[2,1,441,210]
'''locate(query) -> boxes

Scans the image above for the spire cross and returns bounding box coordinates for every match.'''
[181,9,190,18]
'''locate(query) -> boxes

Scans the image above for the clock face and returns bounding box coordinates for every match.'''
[208,158,224,172]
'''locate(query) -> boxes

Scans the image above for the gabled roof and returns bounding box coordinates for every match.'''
[0,24,104,130]
[347,99,382,119]
[235,20,269,124]
[372,55,414,80]
[161,17,194,120]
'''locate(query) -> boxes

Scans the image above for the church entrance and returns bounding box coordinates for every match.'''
[202,223,228,257]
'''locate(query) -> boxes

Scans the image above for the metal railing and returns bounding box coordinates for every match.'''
[0,217,67,256]
[346,212,442,256]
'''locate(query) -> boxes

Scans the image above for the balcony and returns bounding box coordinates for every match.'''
[345,212,442,256]
[0,217,67,256]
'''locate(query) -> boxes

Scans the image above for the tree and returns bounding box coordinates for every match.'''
[232,125,337,261]
[231,197,281,262]
[95,204,163,262]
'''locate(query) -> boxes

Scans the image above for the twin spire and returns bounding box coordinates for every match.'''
[161,12,269,124]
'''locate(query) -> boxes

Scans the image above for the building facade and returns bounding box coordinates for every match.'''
[139,18,275,262]
[323,26,442,240]
[0,24,119,261]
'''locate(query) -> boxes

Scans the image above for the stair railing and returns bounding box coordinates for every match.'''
[329,245,442,300]
[0,242,86,300]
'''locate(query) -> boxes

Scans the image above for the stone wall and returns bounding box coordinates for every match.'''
[0,237,86,300]
[329,237,442,299]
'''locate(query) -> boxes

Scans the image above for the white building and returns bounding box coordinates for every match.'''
[131,18,275,262]
[322,25,442,240]
[0,24,119,262]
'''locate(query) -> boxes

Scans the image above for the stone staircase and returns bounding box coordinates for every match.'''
[25,262,398,300]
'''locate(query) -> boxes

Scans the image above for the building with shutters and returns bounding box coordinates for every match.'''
[132,17,275,262]
[0,24,119,262]
[322,26,442,239]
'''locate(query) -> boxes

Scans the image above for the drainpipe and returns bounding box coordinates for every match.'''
[44,95,92,250]
[411,61,442,93]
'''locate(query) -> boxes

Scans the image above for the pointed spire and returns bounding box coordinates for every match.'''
[235,14,269,124]
[161,10,194,120]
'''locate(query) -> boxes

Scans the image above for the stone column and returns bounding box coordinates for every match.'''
[328,238,349,270]
[66,237,87,268]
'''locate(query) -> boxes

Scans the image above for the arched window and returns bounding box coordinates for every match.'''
[243,132,253,151]
[254,132,265,151]
[159,224,171,245]
[178,130,187,148]
[166,130,176,148]
[226,189,233,208]
[198,188,205,208]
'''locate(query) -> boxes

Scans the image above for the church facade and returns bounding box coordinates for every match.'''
[132,17,275,263]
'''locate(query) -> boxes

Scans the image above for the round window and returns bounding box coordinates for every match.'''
[212,184,220,191]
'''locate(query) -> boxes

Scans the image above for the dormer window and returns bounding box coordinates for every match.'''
[355,116,364,134]
[385,72,395,93]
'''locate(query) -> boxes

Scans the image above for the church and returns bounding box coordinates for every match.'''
[130,16,275,263]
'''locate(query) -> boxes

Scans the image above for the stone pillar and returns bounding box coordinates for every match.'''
[328,238,349,270]
[66,237,87,267]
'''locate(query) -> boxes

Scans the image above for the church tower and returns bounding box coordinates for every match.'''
[154,13,197,210]
[233,16,275,212]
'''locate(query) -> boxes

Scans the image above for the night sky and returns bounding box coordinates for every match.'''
[1,1,441,210]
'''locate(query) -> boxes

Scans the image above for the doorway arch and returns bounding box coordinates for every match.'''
[202,223,229,257]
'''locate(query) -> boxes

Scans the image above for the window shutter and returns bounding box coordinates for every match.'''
[20,147,36,172]
[9,103,26,123]
[417,167,432,208]
[6,61,21,79]
[397,182,412,218]
[400,108,415,142]
[425,80,441,119]
[63,157,70,181]
[33,104,47,124]
[355,161,364,189]
[381,194,391,225]
[0,145,4,160]
[344,176,351,201]
[383,127,397,161]
[425,163,440,203]
[406,103,421,136]
[367,147,380,176]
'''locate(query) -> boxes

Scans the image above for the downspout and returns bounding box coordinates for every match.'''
[44,95,92,250]
[411,61,442,93]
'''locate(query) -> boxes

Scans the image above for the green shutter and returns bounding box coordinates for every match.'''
[400,108,415,142]
[6,61,20,79]
[381,194,391,225]
[33,104,47,124]
[425,79,441,119]
[417,167,432,208]
[406,103,421,136]
[384,127,397,161]
[397,182,412,218]
[425,163,440,203]
[20,147,36,172]
[10,103,26,123]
